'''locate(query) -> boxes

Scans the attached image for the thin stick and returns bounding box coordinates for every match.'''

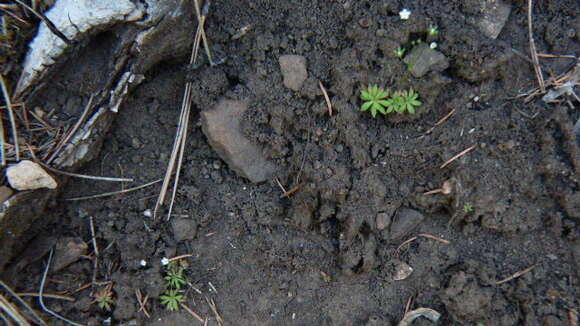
[12,0,72,45]
[47,95,94,164]
[0,6,32,26]
[440,145,476,169]
[396,236,418,253]
[280,182,305,199]
[135,289,150,318]
[181,303,204,323]
[88,215,99,288]
[527,0,545,92]
[0,74,19,162]
[537,53,577,59]
[15,292,75,301]
[168,254,193,263]
[39,248,85,326]
[434,109,455,126]
[417,233,450,244]
[0,281,47,326]
[319,81,333,116]
[66,178,162,201]
[495,264,537,284]
[205,297,223,326]
[275,177,287,193]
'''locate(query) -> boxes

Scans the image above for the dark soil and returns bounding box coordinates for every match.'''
[4,0,579,325]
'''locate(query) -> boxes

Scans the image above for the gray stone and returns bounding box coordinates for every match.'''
[403,43,449,78]
[201,99,276,183]
[477,0,511,39]
[376,212,392,231]
[171,218,197,242]
[6,160,57,190]
[389,208,425,240]
[279,55,308,91]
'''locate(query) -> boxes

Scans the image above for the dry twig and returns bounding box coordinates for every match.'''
[181,303,205,324]
[440,145,476,169]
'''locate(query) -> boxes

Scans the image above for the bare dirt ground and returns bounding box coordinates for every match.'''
[2,0,579,325]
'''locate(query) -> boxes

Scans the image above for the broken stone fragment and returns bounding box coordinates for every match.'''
[389,208,425,240]
[279,55,308,91]
[477,0,511,39]
[403,43,449,78]
[6,160,57,190]
[201,99,276,183]
[51,237,88,272]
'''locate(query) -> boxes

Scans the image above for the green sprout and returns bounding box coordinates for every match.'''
[360,85,390,118]
[94,286,114,311]
[386,89,421,114]
[463,203,474,213]
[160,289,184,311]
[428,25,439,36]
[165,262,187,290]
[394,47,406,58]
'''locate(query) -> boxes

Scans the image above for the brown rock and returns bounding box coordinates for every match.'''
[52,237,88,272]
[201,99,276,183]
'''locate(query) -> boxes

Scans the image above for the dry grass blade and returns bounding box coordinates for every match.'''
[155,0,208,219]
[440,145,477,169]
[0,294,31,326]
[0,74,19,163]
[318,81,333,116]
[205,297,223,326]
[14,293,74,301]
[496,264,537,284]
[66,178,162,201]
[527,0,545,92]
[0,280,47,326]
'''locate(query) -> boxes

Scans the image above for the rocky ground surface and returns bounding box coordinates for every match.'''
[1,0,579,325]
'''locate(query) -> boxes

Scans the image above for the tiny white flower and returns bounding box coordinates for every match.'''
[103,317,111,324]
[140,259,147,267]
[143,209,152,217]
[161,257,169,266]
[399,8,411,20]
[430,42,438,49]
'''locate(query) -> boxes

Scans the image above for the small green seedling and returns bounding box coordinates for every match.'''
[394,47,406,58]
[94,285,114,311]
[360,85,390,118]
[463,203,474,213]
[164,263,187,290]
[160,289,184,311]
[386,89,422,114]
[428,25,439,36]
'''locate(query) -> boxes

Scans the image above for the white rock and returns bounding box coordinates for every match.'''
[15,0,145,98]
[6,160,57,190]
